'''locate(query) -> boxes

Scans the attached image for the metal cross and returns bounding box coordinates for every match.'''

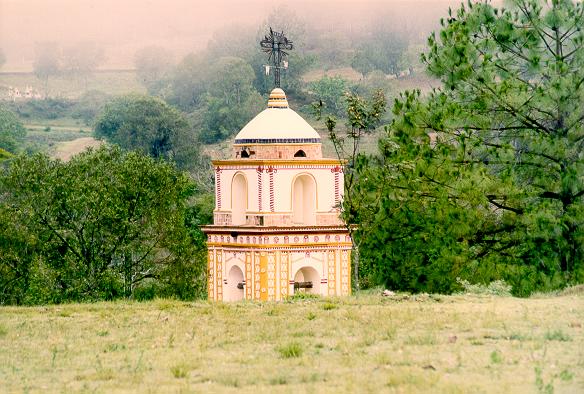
[260,27,293,88]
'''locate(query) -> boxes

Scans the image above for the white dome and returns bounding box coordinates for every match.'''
[234,89,321,144]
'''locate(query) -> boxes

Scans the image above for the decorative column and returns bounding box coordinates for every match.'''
[215,167,222,210]
[256,166,264,212]
[267,166,277,212]
[331,166,342,206]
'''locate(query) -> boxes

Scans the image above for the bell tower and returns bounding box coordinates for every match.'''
[202,88,351,301]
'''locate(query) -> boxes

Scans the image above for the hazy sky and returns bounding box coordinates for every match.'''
[0,0,462,71]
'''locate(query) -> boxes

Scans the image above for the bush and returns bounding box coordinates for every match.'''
[0,146,208,304]
[456,279,512,297]
[5,98,74,120]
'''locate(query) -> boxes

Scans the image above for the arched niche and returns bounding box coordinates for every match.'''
[225,265,244,301]
[292,174,316,225]
[231,173,247,225]
[293,266,320,295]
[294,150,307,158]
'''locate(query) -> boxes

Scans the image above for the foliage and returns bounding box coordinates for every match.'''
[0,146,207,304]
[166,53,211,111]
[351,28,408,77]
[94,94,201,170]
[0,148,13,162]
[61,42,105,82]
[134,46,174,94]
[314,90,386,290]
[33,42,60,94]
[0,105,26,153]
[167,54,263,143]
[456,279,512,296]
[348,0,584,295]
[5,98,74,120]
[71,90,110,125]
[167,56,264,143]
[308,76,351,117]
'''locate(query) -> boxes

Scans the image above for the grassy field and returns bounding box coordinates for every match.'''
[21,118,95,159]
[1,291,582,393]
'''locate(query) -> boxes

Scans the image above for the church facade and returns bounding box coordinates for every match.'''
[202,88,351,301]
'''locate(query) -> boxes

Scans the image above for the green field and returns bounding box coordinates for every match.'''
[1,291,582,393]
[21,118,93,158]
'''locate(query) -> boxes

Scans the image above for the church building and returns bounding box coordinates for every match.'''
[202,88,351,301]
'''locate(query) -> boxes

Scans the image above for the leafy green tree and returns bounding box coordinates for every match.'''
[0,146,207,304]
[5,98,73,121]
[0,105,26,153]
[351,52,376,79]
[350,0,584,295]
[94,94,200,170]
[166,53,213,111]
[309,76,351,117]
[198,57,264,143]
[314,90,386,290]
[71,90,110,125]
[33,42,60,96]
[134,46,174,95]
[351,28,408,77]
[62,42,105,89]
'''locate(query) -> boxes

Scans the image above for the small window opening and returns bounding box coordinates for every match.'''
[241,149,250,158]
[294,150,307,158]
[278,152,282,158]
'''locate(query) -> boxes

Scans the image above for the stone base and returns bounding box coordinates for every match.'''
[203,226,352,301]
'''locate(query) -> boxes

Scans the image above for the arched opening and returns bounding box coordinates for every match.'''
[240,149,250,158]
[294,150,307,158]
[231,173,247,225]
[226,265,244,301]
[293,266,320,295]
[292,174,316,225]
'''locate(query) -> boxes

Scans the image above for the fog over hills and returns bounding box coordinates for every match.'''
[1,0,464,71]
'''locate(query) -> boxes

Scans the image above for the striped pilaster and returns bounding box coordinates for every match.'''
[256,166,263,212]
[268,166,276,212]
[215,167,222,210]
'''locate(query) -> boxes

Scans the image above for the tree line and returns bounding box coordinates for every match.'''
[3,1,580,303]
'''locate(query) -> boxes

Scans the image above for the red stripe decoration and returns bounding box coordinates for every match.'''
[215,167,222,210]
[331,166,341,205]
[268,166,277,212]
[334,171,340,205]
[256,166,263,212]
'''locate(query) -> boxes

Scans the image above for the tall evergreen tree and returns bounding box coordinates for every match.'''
[349,0,584,295]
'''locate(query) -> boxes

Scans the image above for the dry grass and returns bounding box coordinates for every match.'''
[1,293,583,393]
[52,137,103,161]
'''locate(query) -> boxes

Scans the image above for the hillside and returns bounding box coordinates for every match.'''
[0,70,145,100]
[1,292,582,392]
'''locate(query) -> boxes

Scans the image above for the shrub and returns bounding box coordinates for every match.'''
[456,279,512,297]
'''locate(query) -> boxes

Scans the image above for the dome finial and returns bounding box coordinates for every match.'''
[267,88,288,109]
[260,28,293,88]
